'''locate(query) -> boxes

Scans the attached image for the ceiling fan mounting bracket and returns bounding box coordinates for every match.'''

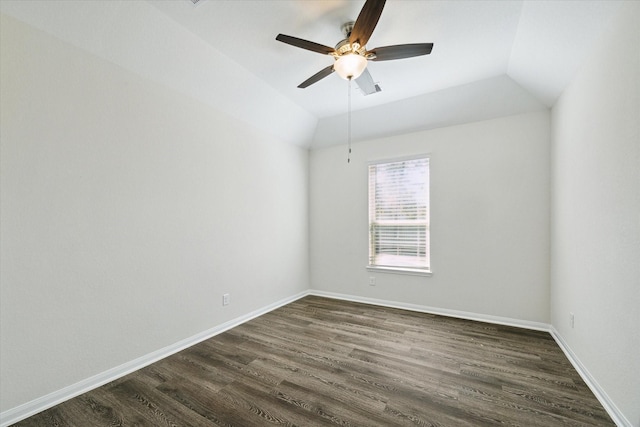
[341,21,355,38]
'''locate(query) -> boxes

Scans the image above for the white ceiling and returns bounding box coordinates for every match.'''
[0,0,625,148]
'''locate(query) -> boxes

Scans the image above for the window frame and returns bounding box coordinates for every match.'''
[366,155,432,276]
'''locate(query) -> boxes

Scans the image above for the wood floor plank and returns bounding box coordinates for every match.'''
[12,296,614,426]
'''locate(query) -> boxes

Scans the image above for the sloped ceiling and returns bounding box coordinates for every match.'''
[0,0,624,148]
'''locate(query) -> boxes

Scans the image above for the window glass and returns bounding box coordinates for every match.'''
[368,157,430,272]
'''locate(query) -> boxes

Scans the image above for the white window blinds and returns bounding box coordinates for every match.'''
[368,157,430,271]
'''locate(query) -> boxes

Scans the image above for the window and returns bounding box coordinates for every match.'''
[368,156,430,273]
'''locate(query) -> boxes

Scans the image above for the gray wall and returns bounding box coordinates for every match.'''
[310,111,551,323]
[0,14,309,412]
[550,2,640,425]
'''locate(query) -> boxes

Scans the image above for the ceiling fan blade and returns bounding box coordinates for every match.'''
[298,65,335,88]
[355,68,381,96]
[369,43,434,61]
[349,0,386,48]
[276,34,336,55]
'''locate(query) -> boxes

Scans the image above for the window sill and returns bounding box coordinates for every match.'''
[366,266,432,277]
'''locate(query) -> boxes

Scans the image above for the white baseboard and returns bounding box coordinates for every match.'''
[2,290,629,427]
[0,290,310,427]
[549,327,631,427]
[308,290,550,331]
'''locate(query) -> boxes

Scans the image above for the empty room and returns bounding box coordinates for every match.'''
[1,0,638,426]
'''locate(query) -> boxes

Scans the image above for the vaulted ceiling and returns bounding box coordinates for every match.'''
[0,0,624,148]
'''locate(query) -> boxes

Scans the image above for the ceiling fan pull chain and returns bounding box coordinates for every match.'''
[348,77,352,163]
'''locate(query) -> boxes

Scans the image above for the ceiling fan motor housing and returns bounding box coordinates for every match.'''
[335,38,366,57]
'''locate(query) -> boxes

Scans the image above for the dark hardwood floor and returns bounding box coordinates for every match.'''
[13,296,614,426]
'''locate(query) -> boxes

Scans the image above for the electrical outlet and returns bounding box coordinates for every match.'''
[369,277,376,286]
[570,312,574,328]
[223,293,230,306]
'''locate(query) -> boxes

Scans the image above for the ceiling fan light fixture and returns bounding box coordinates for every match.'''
[334,53,367,80]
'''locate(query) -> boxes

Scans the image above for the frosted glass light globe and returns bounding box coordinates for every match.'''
[334,53,367,80]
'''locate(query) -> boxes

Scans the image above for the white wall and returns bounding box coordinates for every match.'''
[310,111,550,323]
[0,14,308,412]
[550,2,640,426]
[0,0,317,148]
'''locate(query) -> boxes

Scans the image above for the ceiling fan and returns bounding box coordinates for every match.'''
[276,0,433,95]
